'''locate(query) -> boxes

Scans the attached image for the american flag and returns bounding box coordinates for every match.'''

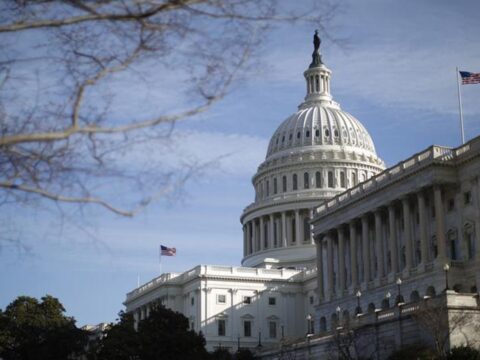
[160,245,176,256]
[460,71,480,85]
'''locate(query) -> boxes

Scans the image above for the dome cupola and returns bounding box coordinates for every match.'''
[240,32,385,269]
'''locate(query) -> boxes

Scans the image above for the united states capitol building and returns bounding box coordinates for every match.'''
[124,35,480,358]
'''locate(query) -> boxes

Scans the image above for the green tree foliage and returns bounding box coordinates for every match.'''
[98,305,209,360]
[0,295,88,360]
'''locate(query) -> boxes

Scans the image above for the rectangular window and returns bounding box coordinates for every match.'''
[303,217,310,242]
[217,294,226,304]
[268,297,276,305]
[244,321,252,337]
[218,319,226,336]
[243,296,252,305]
[464,191,472,205]
[309,296,314,305]
[448,199,455,211]
[191,297,194,306]
[269,321,277,339]
[273,178,278,194]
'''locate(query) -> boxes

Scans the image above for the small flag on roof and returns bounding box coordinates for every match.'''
[160,245,176,256]
[459,71,480,85]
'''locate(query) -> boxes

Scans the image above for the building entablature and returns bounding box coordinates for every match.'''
[313,138,480,222]
[125,265,304,304]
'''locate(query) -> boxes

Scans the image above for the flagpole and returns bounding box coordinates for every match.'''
[456,67,465,144]
[159,246,162,275]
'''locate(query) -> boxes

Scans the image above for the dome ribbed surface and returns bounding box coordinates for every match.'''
[266,104,377,160]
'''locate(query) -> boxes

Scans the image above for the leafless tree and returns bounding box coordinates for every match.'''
[0,1,336,241]
[326,320,377,360]
[412,298,480,358]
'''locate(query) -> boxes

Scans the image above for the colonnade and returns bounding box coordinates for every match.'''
[316,185,448,302]
[243,209,314,256]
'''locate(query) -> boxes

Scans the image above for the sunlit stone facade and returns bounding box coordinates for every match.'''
[125,37,480,357]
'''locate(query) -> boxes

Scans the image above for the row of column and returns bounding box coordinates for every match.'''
[243,210,313,256]
[316,185,447,301]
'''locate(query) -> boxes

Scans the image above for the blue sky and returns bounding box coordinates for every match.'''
[1,0,480,326]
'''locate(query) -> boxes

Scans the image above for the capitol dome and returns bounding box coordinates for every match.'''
[266,105,378,161]
[240,34,385,269]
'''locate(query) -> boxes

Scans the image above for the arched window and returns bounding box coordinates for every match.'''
[352,172,357,186]
[315,129,320,137]
[282,176,287,192]
[304,172,309,189]
[293,174,298,190]
[306,130,310,138]
[410,290,420,302]
[282,135,285,143]
[319,317,327,332]
[273,178,277,194]
[342,310,350,326]
[297,131,301,139]
[340,172,346,188]
[381,298,389,310]
[331,313,338,328]
[327,171,334,188]
[426,286,436,297]
[325,128,330,137]
[315,171,321,188]
[368,303,377,313]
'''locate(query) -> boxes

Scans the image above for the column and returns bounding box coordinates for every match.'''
[434,185,447,261]
[388,204,398,275]
[295,210,301,245]
[374,209,384,279]
[349,221,358,289]
[361,215,371,284]
[327,235,334,299]
[259,216,265,251]
[269,214,275,249]
[417,191,428,264]
[338,227,346,293]
[402,197,413,273]
[286,213,292,245]
[281,212,287,248]
[316,236,324,301]
[246,222,252,255]
[252,220,257,252]
[243,225,247,257]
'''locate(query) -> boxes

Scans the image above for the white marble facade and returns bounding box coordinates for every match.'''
[124,38,480,356]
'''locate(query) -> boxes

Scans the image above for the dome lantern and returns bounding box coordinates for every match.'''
[302,31,333,108]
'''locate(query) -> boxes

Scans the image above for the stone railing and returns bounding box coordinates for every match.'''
[314,145,452,217]
[315,135,480,218]
[125,265,301,302]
